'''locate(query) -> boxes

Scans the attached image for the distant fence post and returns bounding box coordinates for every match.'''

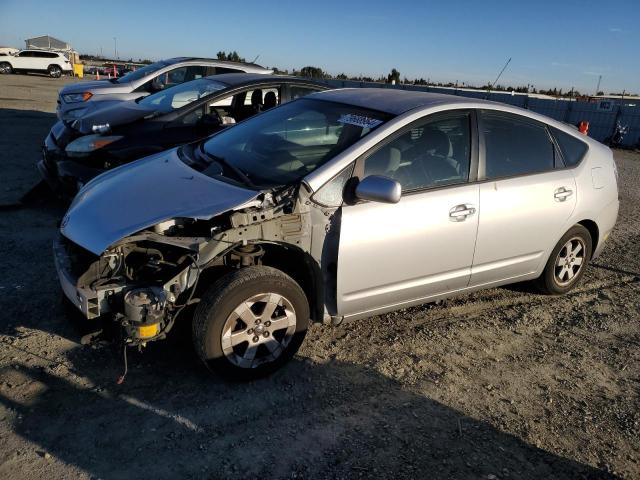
[563,99,573,123]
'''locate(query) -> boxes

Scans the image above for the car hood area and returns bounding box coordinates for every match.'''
[71,100,157,134]
[61,149,260,254]
[59,79,131,95]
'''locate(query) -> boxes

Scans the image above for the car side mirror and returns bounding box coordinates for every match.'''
[151,78,165,92]
[199,113,221,126]
[355,175,401,204]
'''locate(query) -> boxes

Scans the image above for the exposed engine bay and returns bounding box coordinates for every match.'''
[54,184,336,350]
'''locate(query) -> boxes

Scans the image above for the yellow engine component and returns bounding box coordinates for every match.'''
[137,323,160,338]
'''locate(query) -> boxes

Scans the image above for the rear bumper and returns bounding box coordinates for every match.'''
[592,199,619,260]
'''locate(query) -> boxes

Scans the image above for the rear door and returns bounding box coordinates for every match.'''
[469,110,577,286]
[336,110,480,316]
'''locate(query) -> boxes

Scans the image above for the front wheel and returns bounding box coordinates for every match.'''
[0,62,12,74]
[48,65,62,78]
[536,225,592,295]
[192,266,309,380]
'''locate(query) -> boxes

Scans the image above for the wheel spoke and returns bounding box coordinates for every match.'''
[573,257,583,266]
[572,242,583,256]
[260,293,281,321]
[235,301,258,326]
[243,343,258,362]
[263,337,280,354]
[221,327,248,349]
[559,266,569,281]
[230,330,249,347]
[269,312,296,331]
[566,266,576,280]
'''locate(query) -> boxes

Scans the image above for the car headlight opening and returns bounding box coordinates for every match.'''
[62,92,93,103]
[65,134,123,157]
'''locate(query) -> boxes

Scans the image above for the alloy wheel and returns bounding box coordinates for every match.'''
[554,237,586,286]
[221,292,297,369]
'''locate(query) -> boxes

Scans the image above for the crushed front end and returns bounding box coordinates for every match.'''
[54,222,203,347]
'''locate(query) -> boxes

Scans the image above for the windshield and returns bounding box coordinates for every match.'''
[115,61,168,84]
[138,78,227,113]
[197,98,392,188]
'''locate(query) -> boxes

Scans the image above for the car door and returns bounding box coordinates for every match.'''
[31,51,50,70]
[12,51,32,69]
[336,110,480,317]
[469,110,577,287]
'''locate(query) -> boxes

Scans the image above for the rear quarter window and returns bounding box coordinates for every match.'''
[551,127,588,167]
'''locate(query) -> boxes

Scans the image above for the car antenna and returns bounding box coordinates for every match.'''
[484,57,511,100]
[251,54,260,64]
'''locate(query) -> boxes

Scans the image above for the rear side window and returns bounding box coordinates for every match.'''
[551,127,588,167]
[215,67,243,74]
[481,112,555,179]
[290,86,321,100]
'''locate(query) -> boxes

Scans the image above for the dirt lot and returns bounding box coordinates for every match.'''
[0,74,638,480]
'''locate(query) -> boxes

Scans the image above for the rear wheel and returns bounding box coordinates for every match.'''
[48,65,62,78]
[0,62,12,74]
[192,266,309,380]
[536,225,592,295]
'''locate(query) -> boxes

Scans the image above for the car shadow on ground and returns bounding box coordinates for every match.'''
[0,108,59,207]
[0,334,619,480]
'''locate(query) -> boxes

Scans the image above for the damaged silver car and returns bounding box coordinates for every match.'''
[55,89,619,379]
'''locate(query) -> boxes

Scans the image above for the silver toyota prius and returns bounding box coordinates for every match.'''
[54,89,619,379]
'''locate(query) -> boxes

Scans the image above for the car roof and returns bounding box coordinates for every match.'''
[164,56,271,71]
[204,73,328,87]
[310,88,497,115]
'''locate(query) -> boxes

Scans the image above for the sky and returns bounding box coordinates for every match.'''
[1,0,638,94]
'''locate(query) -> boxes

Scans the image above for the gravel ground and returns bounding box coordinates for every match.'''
[0,74,638,480]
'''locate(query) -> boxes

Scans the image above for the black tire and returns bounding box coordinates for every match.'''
[192,266,309,380]
[536,224,592,295]
[0,62,12,74]
[48,65,62,78]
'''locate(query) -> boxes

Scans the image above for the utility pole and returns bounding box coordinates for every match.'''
[596,75,602,95]
[113,37,118,59]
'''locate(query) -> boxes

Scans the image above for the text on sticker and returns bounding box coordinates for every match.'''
[338,114,383,129]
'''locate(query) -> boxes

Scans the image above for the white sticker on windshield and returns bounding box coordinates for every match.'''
[338,114,383,129]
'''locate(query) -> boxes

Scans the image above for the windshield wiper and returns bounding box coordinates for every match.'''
[198,144,255,188]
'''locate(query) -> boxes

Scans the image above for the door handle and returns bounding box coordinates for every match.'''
[554,187,573,202]
[449,204,477,222]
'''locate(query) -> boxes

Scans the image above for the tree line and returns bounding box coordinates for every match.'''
[80,51,635,97]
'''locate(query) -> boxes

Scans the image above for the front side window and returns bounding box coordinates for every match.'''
[197,98,391,188]
[551,127,588,167]
[18,51,33,57]
[138,78,227,113]
[363,112,471,192]
[482,112,555,179]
